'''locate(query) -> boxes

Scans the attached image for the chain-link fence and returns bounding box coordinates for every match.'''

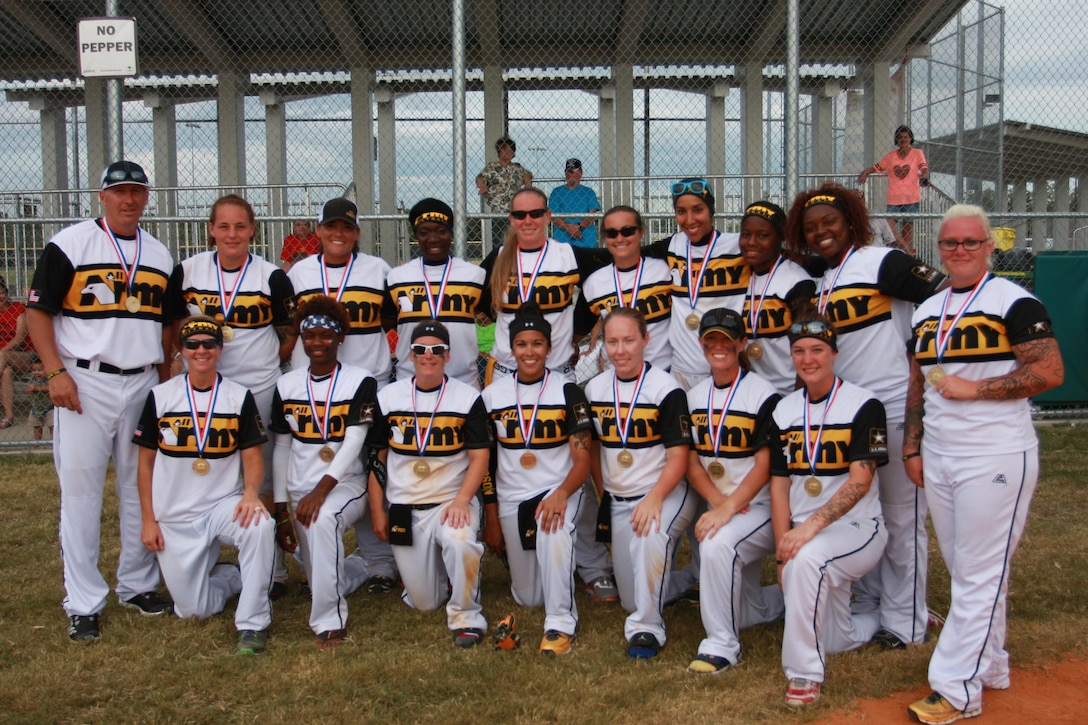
[1,0,1085,445]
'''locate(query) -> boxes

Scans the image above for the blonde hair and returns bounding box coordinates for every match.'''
[940,204,993,241]
[488,187,549,313]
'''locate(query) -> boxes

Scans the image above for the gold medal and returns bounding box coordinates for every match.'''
[617,449,634,467]
[125,296,141,313]
[804,476,822,497]
[927,366,946,387]
[319,445,335,462]
[685,313,700,330]
[413,459,431,478]
[747,342,764,360]
[192,458,210,476]
[707,460,726,479]
[520,451,537,469]
[221,325,234,342]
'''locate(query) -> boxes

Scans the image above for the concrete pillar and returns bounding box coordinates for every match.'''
[375,85,398,264]
[216,70,247,189]
[614,63,635,205]
[598,90,616,211]
[28,98,69,225]
[860,62,892,212]
[1032,178,1049,248]
[84,78,109,216]
[706,82,728,193]
[1053,177,1070,251]
[811,82,837,179]
[740,62,764,205]
[261,88,289,261]
[143,92,178,249]
[1078,175,1088,248]
[350,66,376,251]
[1011,181,1027,247]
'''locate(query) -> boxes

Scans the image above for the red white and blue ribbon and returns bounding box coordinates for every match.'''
[99,219,142,303]
[612,363,649,450]
[613,259,644,309]
[515,242,549,304]
[746,256,782,339]
[412,375,448,457]
[934,273,992,365]
[686,231,720,316]
[707,367,743,456]
[307,363,342,444]
[802,377,842,480]
[816,246,857,315]
[515,370,550,449]
[420,257,453,319]
[216,252,253,326]
[186,373,222,459]
[321,253,356,302]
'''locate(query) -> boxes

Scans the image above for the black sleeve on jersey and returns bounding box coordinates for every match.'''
[751,393,782,451]
[380,287,399,332]
[1005,297,1055,345]
[267,388,290,435]
[346,376,379,427]
[801,255,828,278]
[785,278,817,311]
[572,292,598,338]
[237,390,269,449]
[463,396,492,449]
[563,383,593,436]
[640,237,671,260]
[268,269,295,327]
[477,246,500,315]
[572,245,611,282]
[132,391,161,450]
[365,398,391,450]
[768,418,790,476]
[163,264,190,322]
[848,398,890,467]
[877,250,946,303]
[658,387,693,448]
[27,243,76,315]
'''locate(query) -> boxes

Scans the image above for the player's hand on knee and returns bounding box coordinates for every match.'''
[233,494,268,529]
[535,491,568,533]
[441,500,471,529]
[141,520,164,552]
[273,503,298,552]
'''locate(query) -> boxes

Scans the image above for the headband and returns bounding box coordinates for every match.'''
[300,315,342,334]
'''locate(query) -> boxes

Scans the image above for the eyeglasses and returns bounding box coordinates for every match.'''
[510,209,548,220]
[603,225,639,239]
[788,321,833,337]
[671,179,710,197]
[411,343,449,356]
[936,239,987,252]
[183,338,220,350]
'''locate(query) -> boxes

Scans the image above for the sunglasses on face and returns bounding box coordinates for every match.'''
[183,338,220,350]
[411,343,449,356]
[510,209,548,220]
[936,239,986,252]
[603,225,640,239]
[671,179,710,197]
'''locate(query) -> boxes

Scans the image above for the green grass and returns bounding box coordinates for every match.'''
[1,425,1086,724]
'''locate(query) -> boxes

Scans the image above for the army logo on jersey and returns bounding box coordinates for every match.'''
[912,263,942,284]
[573,402,590,427]
[869,427,887,455]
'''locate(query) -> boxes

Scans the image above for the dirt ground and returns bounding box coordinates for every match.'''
[816,654,1084,724]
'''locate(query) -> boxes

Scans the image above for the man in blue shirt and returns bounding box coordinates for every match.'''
[548,159,601,248]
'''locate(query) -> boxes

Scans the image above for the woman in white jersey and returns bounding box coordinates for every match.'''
[786,182,944,651]
[584,308,696,659]
[481,304,593,655]
[738,201,815,395]
[902,206,1063,725]
[685,308,784,674]
[770,313,889,707]
[170,194,294,597]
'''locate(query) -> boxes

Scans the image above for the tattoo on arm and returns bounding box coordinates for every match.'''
[903,358,926,452]
[808,478,869,530]
[570,429,591,452]
[976,338,1064,401]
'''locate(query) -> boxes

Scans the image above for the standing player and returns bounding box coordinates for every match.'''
[786,183,944,650]
[133,316,274,654]
[386,199,485,388]
[585,308,695,658]
[904,206,1063,724]
[269,296,378,649]
[686,309,783,674]
[770,314,889,706]
[27,160,178,641]
[367,321,491,648]
[482,305,593,654]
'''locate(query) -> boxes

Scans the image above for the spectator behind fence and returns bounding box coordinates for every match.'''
[549,158,601,248]
[0,275,36,428]
[476,136,533,249]
[280,220,322,271]
[857,124,930,253]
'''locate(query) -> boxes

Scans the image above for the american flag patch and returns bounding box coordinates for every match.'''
[28,289,41,303]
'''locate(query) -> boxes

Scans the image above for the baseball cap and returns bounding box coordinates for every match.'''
[318,198,359,228]
[565,158,582,171]
[699,308,744,341]
[411,320,450,346]
[409,198,453,230]
[100,160,150,190]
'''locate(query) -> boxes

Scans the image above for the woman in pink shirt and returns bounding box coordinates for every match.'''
[858,125,929,253]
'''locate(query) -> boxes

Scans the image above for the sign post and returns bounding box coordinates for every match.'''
[77,16,138,166]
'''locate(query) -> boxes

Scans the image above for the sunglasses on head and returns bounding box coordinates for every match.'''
[510,209,548,220]
[411,343,449,356]
[789,321,833,336]
[183,338,220,350]
[105,168,148,183]
[603,225,639,239]
[671,179,710,197]
[936,239,986,252]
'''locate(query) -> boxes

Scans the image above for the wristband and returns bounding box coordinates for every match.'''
[775,559,784,565]
[46,367,67,380]
[902,452,921,462]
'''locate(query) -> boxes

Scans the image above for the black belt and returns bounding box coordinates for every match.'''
[76,359,153,376]
[610,493,646,502]
[406,502,441,511]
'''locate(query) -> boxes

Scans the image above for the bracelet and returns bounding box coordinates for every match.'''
[46,367,67,380]
[902,452,921,462]
[775,559,784,565]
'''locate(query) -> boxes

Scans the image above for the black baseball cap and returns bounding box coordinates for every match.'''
[100,160,150,190]
[318,198,359,228]
[565,158,582,171]
[699,308,744,341]
[411,320,450,346]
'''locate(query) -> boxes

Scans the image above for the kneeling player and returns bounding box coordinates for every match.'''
[134,316,274,654]
[367,320,490,648]
[269,296,378,650]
